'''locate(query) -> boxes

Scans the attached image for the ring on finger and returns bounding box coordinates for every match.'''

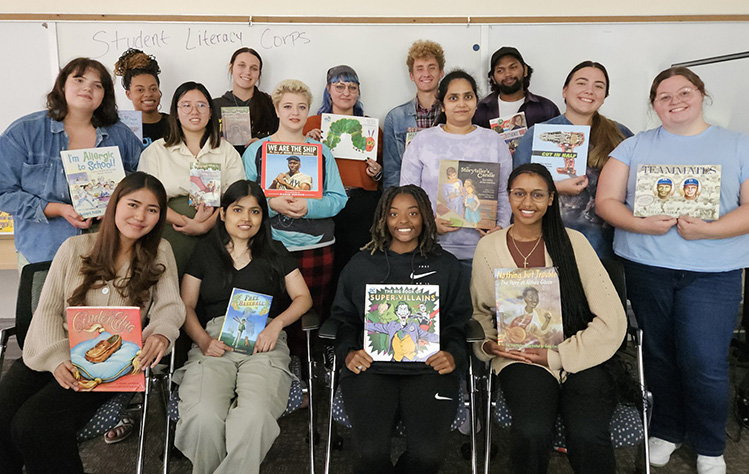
[356,365,363,371]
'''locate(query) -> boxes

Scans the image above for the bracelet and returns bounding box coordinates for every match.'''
[373,170,383,181]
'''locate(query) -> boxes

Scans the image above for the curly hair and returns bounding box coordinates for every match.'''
[113,48,161,90]
[46,58,118,127]
[406,40,445,73]
[271,79,313,108]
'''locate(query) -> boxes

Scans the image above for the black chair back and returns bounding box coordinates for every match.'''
[15,261,52,349]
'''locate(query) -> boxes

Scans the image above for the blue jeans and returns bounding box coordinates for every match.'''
[623,260,741,456]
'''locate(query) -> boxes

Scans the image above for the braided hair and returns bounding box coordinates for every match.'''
[114,48,161,90]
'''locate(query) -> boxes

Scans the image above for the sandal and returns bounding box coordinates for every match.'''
[104,416,134,444]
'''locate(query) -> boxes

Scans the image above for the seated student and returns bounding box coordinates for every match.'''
[0,172,185,474]
[383,40,445,189]
[472,163,626,474]
[513,61,633,260]
[174,180,312,474]
[114,48,169,147]
[473,47,559,129]
[330,184,471,474]
[213,48,279,156]
[138,81,246,274]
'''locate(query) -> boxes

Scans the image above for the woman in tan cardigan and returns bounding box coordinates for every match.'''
[471,163,626,474]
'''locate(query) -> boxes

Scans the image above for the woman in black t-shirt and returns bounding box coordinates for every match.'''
[174,180,312,474]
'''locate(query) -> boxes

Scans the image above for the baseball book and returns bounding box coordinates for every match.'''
[218,288,272,355]
[261,142,323,199]
[632,164,721,220]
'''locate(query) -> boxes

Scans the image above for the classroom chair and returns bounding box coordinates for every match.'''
[319,317,485,474]
[161,310,320,474]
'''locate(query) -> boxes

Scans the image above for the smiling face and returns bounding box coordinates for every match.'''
[656,183,672,199]
[410,57,444,94]
[684,184,698,199]
[115,188,161,247]
[653,75,704,131]
[562,67,607,118]
[221,194,263,242]
[126,74,161,114]
[231,52,261,91]
[275,92,309,134]
[396,302,411,324]
[387,193,423,254]
[492,56,526,95]
[442,78,477,129]
[522,288,539,310]
[508,172,554,231]
[176,89,211,134]
[64,68,105,115]
[327,80,359,115]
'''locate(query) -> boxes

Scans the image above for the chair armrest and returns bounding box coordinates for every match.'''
[319,318,340,340]
[301,310,319,332]
[0,326,17,346]
[466,319,485,343]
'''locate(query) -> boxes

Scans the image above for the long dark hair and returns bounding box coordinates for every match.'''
[211,180,286,291]
[68,172,168,308]
[434,69,479,126]
[508,164,594,337]
[165,82,220,149]
[46,58,119,127]
[365,185,439,257]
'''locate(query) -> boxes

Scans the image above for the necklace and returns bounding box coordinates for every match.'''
[509,229,542,268]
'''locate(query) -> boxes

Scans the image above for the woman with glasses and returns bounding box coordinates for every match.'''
[139,81,245,274]
[473,163,626,474]
[597,67,749,474]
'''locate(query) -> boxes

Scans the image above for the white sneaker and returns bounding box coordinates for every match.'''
[697,455,726,474]
[649,437,682,467]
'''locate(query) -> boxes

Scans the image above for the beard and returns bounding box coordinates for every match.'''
[497,79,523,95]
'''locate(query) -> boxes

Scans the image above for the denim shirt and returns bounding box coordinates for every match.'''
[0,111,142,263]
[383,99,418,189]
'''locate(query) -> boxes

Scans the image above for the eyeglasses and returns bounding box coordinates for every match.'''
[177,102,210,113]
[509,189,552,202]
[332,83,359,94]
[654,88,696,105]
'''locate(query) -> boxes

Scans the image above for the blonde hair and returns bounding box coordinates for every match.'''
[271,79,313,108]
[406,40,445,73]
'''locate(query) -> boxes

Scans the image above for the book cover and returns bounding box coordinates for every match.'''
[436,159,501,230]
[364,284,439,363]
[66,306,145,392]
[219,288,272,355]
[60,146,126,218]
[494,267,563,350]
[261,142,323,199]
[632,164,721,220]
[0,211,13,235]
[405,129,420,150]
[530,124,590,181]
[118,110,143,141]
[489,112,527,155]
[221,106,252,146]
[320,113,379,161]
[189,163,221,207]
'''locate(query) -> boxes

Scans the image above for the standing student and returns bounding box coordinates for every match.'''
[175,180,312,474]
[383,40,446,189]
[114,48,169,147]
[138,81,245,274]
[473,46,559,130]
[596,67,749,474]
[0,57,142,266]
[213,48,279,156]
[0,172,185,474]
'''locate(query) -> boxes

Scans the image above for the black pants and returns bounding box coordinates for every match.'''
[499,363,616,474]
[0,359,111,474]
[340,371,459,474]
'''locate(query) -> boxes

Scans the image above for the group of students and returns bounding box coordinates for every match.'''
[0,37,745,474]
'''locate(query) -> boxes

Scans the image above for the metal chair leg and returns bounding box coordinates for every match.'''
[324,354,336,474]
[136,367,151,474]
[306,331,316,474]
[468,359,478,474]
[484,371,493,474]
[163,350,175,474]
[636,329,651,474]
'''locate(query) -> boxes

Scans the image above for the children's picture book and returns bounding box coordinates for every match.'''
[189,163,221,207]
[218,288,272,355]
[494,268,563,350]
[632,164,721,220]
[66,306,145,392]
[364,284,439,363]
[118,110,143,141]
[490,112,527,155]
[0,211,13,235]
[221,106,252,146]
[261,142,323,199]
[60,146,126,218]
[320,113,379,161]
[404,128,421,150]
[436,159,501,230]
[530,124,590,181]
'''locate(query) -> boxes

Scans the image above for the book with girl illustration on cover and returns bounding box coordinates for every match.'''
[436,159,501,230]
[218,288,272,355]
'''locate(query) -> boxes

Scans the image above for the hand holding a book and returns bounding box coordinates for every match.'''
[482,340,531,363]
[345,349,373,374]
[44,202,92,230]
[53,360,79,391]
[254,318,284,354]
[426,351,456,375]
[676,215,712,240]
[173,204,218,236]
[436,217,461,235]
[305,128,322,141]
[199,337,233,357]
[269,195,308,219]
[637,215,678,235]
[555,176,589,196]
[137,334,169,369]
[521,348,549,368]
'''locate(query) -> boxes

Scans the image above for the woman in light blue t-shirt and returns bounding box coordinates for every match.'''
[597,67,749,474]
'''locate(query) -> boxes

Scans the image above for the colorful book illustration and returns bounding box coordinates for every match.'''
[189,163,221,207]
[320,113,379,161]
[60,146,126,218]
[436,159,501,229]
[66,306,145,392]
[494,267,563,350]
[632,164,721,220]
[530,124,590,181]
[0,211,13,235]
[221,106,252,146]
[118,110,143,141]
[261,142,323,199]
[219,288,272,355]
[489,112,527,155]
[404,128,421,150]
[364,284,439,363]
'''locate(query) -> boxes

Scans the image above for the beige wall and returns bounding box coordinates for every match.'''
[3,0,749,17]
